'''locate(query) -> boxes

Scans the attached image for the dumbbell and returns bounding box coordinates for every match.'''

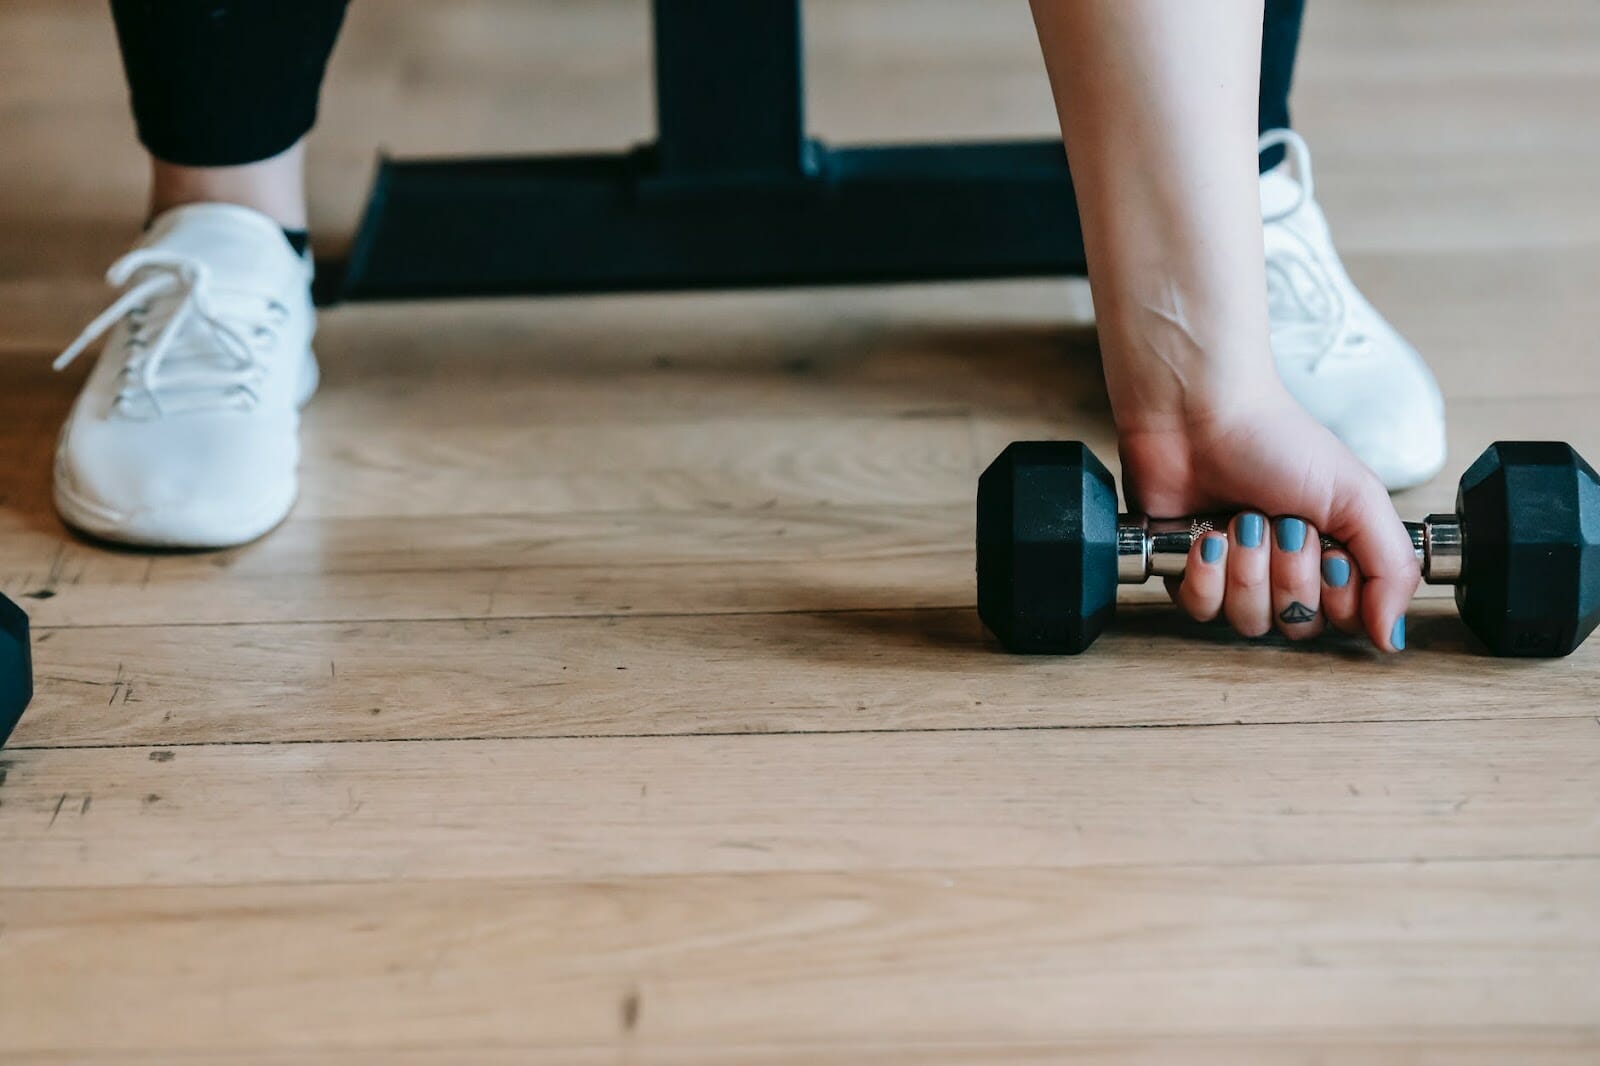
[977,440,1600,657]
[1,592,31,748]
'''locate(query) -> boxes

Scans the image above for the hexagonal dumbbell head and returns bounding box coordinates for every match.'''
[1455,441,1600,657]
[1,593,31,749]
[977,441,1120,653]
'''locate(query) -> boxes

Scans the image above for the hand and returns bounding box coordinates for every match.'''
[1117,386,1419,651]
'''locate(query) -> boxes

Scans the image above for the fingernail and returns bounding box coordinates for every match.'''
[1390,615,1407,651]
[1322,556,1350,588]
[1237,513,1265,549]
[1201,534,1225,564]
[1274,517,1306,553]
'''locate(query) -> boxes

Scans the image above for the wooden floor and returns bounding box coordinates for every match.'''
[3,1,1599,1062]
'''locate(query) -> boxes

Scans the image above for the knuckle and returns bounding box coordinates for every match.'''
[1228,570,1268,593]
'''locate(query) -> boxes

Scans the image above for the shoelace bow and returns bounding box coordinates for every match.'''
[1259,128,1370,372]
[54,248,286,418]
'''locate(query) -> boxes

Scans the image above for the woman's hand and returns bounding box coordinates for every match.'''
[1029,1,1421,651]
[1119,387,1419,651]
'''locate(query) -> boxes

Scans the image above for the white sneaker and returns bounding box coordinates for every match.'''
[52,204,318,548]
[1259,129,1447,491]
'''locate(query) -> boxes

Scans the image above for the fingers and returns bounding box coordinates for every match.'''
[1319,547,1363,635]
[1321,469,1421,652]
[1271,517,1324,640]
[1174,529,1228,623]
[1172,500,1407,652]
[1223,512,1271,638]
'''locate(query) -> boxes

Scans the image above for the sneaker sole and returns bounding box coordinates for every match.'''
[54,478,300,551]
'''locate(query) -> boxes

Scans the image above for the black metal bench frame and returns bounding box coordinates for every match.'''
[318,0,1085,305]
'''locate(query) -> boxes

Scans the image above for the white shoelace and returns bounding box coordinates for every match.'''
[1259,128,1370,373]
[55,248,286,419]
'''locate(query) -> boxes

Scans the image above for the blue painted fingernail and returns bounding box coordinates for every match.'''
[1390,615,1407,651]
[1275,517,1307,553]
[1201,535,1224,564]
[1237,513,1264,548]
[1322,557,1350,588]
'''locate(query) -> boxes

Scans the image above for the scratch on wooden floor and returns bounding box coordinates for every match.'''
[39,675,112,687]
[330,788,364,825]
[22,546,69,600]
[620,987,641,1033]
[483,572,507,617]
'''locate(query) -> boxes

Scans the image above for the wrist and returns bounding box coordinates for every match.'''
[1106,349,1285,436]
[1095,284,1281,434]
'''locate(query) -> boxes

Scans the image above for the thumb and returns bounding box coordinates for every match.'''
[1318,463,1420,652]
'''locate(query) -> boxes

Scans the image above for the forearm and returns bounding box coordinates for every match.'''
[1031,0,1278,432]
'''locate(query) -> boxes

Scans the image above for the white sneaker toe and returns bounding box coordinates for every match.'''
[55,413,301,547]
[51,204,316,549]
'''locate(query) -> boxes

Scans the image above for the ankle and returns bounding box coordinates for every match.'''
[149,140,308,230]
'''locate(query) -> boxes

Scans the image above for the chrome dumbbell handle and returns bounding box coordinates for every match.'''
[1115,514,1464,585]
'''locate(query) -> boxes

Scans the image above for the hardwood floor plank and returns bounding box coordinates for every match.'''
[2,862,1595,1056]
[1,718,1595,889]
[0,506,974,628]
[8,603,1595,748]
[8,388,1597,629]
[7,1034,1600,1066]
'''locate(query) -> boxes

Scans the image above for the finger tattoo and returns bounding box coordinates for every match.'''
[1279,601,1318,624]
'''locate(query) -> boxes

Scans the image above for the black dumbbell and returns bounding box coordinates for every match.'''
[977,440,1600,657]
[1,592,31,748]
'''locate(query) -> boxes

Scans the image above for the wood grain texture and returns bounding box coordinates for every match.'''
[9,1043,1600,1066]
[1,718,1597,889]
[12,601,1597,749]
[3,863,1597,1056]
[2,385,1590,630]
[2,0,1599,1061]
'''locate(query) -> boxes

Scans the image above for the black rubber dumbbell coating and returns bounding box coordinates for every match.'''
[977,441,1119,653]
[1456,441,1600,656]
[1,593,31,749]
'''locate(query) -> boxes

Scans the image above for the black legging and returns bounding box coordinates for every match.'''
[111,0,1306,170]
[109,0,351,167]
